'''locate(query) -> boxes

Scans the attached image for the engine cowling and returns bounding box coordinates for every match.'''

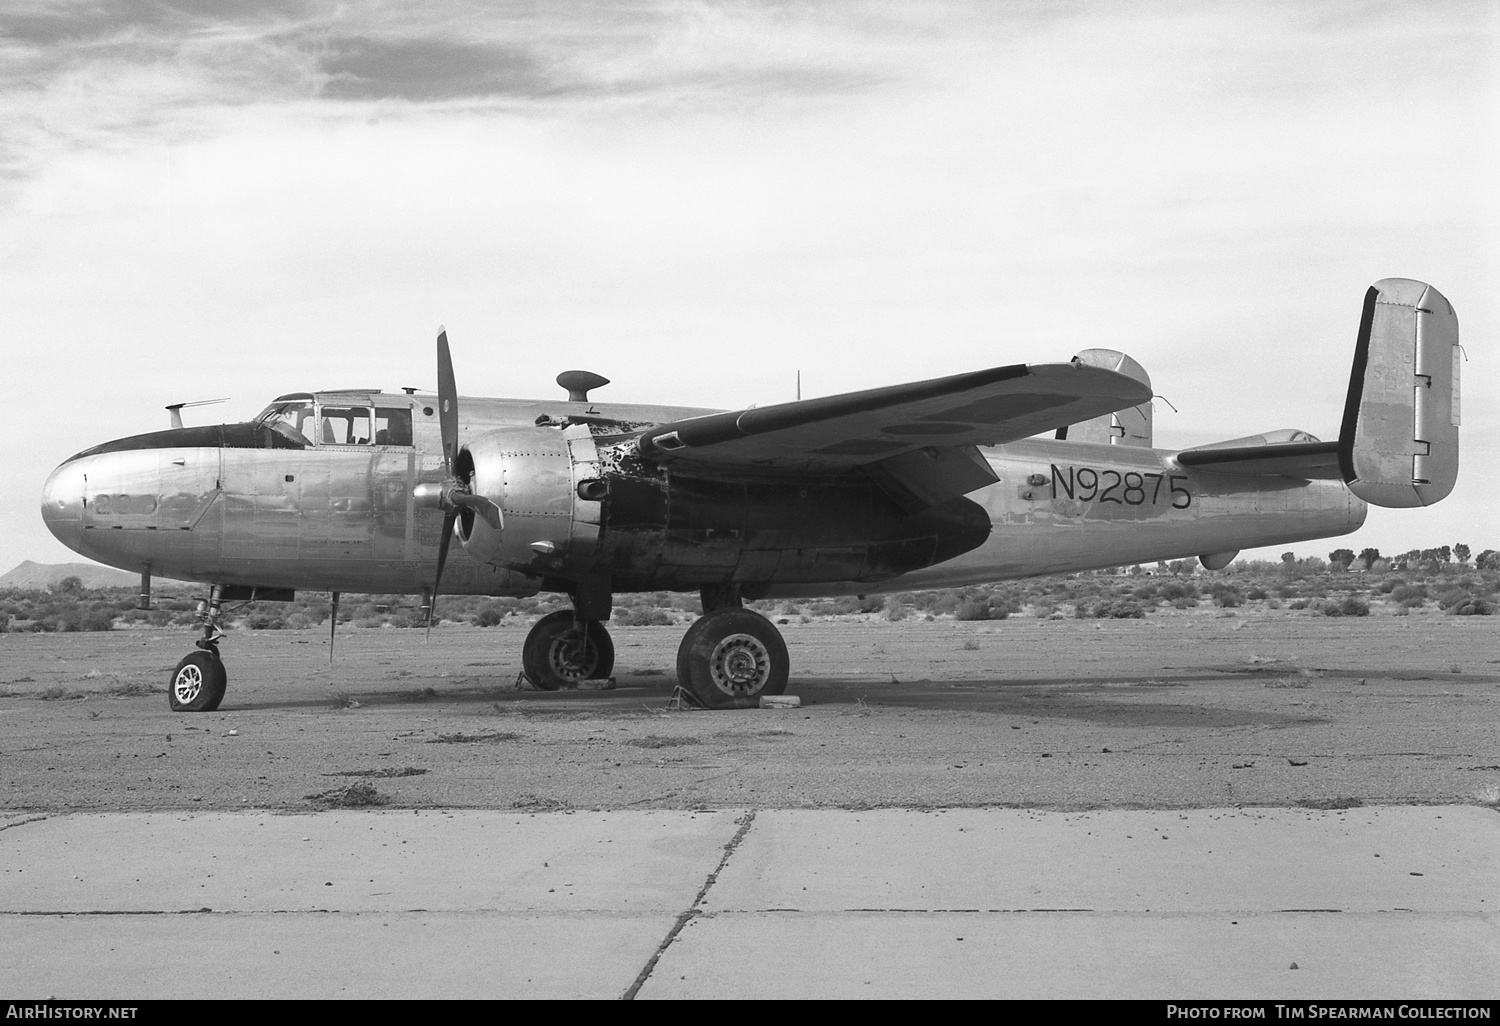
[453,424,603,578]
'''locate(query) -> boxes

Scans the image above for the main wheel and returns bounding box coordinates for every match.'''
[169,651,227,712]
[677,608,789,710]
[522,611,615,690]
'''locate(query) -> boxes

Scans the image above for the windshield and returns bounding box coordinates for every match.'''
[257,401,315,445]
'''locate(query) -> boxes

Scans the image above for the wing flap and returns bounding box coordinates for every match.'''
[638,362,1152,473]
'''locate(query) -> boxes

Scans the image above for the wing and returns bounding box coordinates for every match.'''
[1175,440,1342,479]
[637,362,1152,471]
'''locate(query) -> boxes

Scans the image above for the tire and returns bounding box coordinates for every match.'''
[676,608,789,710]
[522,611,615,690]
[169,651,227,712]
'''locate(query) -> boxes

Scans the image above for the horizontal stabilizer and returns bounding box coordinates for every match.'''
[1176,439,1341,479]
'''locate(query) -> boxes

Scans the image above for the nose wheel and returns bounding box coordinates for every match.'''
[169,650,227,712]
[675,608,789,710]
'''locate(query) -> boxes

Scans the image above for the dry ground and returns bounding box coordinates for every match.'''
[2,609,1497,813]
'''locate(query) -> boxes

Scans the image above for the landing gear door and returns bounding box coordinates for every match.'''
[565,424,603,570]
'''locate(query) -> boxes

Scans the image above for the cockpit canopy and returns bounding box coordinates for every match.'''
[256,399,413,447]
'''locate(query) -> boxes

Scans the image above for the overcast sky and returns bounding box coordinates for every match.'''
[3,0,1495,575]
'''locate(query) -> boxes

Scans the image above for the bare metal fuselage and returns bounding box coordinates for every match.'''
[41,391,1364,599]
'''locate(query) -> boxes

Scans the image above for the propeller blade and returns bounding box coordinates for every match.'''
[428,510,456,640]
[437,328,458,477]
[329,591,339,664]
[450,492,503,531]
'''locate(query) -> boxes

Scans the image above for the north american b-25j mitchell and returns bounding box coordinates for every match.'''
[41,278,1461,712]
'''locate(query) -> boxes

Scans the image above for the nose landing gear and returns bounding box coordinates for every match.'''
[169,585,228,712]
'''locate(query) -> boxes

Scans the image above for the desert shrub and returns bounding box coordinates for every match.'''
[1449,597,1494,615]
[954,600,990,621]
[883,595,908,621]
[1076,598,1146,619]
[243,612,286,630]
[1246,587,1268,601]
[1306,596,1368,617]
[1208,583,1242,608]
[1337,596,1370,617]
[62,609,116,632]
[470,600,509,627]
[0,612,8,633]
[122,608,173,626]
[615,607,672,626]
[1289,599,1309,610]
[1390,584,1426,604]
[1436,588,1474,611]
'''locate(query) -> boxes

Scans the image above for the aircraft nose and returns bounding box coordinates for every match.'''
[41,458,86,553]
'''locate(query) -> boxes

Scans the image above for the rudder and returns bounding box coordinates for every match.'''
[1339,278,1460,508]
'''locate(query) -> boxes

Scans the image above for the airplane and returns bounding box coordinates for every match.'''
[40,277,1460,713]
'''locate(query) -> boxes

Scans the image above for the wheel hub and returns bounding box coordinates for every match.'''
[174,665,203,703]
[709,633,771,694]
[548,632,597,681]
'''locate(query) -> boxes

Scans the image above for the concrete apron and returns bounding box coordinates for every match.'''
[0,806,1494,999]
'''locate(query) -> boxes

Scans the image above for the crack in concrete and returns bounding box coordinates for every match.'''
[0,815,49,833]
[621,809,757,1000]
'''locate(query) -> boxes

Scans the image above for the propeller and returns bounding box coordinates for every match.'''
[427,329,501,636]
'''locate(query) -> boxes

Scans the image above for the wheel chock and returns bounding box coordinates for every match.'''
[666,686,704,710]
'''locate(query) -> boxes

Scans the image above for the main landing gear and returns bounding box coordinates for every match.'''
[522,610,615,690]
[169,585,227,712]
[519,585,790,710]
[676,606,789,710]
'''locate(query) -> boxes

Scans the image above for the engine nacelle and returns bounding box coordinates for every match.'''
[454,424,603,577]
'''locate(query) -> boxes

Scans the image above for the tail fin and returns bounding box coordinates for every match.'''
[1339,278,1460,508]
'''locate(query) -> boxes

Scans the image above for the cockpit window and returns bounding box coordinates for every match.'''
[257,402,315,445]
[256,400,412,447]
[320,407,372,445]
[375,407,413,446]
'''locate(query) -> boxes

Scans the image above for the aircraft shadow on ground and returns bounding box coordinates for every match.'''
[786,675,1329,728]
[224,670,1342,728]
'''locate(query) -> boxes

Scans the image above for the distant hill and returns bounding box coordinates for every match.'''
[0,561,141,590]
